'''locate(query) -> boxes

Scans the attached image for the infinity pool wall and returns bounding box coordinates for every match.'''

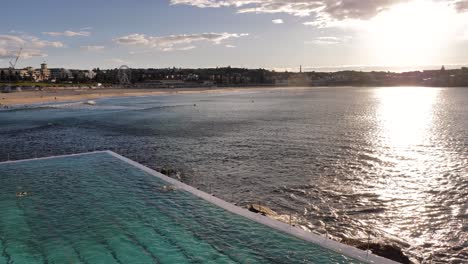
[0,151,396,264]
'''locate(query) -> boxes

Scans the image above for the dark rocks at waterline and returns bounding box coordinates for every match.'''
[247,203,412,264]
[341,238,413,264]
[247,204,299,226]
[156,167,182,181]
[248,204,278,217]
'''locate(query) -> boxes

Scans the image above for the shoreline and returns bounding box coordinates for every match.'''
[1,85,458,108]
[0,86,286,107]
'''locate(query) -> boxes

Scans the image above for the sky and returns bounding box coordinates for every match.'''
[1,0,468,71]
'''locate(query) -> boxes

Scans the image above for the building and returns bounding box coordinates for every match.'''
[288,73,311,86]
[37,63,51,81]
[139,79,213,88]
[50,68,73,81]
[83,70,96,80]
[1,63,53,82]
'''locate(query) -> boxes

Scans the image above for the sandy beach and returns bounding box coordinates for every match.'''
[0,86,277,107]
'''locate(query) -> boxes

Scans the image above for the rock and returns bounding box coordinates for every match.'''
[157,167,182,181]
[341,238,413,264]
[248,204,278,217]
[248,204,302,227]
[368,244,412,264]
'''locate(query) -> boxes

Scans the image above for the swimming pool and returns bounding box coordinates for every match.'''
[0,151,396,263]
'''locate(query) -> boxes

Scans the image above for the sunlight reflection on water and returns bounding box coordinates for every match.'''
[371,87,466,261]
[375,87,440,148]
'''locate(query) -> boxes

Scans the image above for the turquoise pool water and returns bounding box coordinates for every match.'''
[0,152,363,264]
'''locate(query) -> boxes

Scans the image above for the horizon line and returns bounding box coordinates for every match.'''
[3,63,468,73]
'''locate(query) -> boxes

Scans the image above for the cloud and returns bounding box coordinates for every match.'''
[16,49,48,59]
[171,1,468,23]
[272,19,284,24]
[115,34,149,45]
[114,32,248,51]
[305,36,341,45]
[299,1,468,30]
[0,47,47,59]
[225,44,236,48]
[0,48,9,58]
[305,36,351,45]
[176,45,196,51]
[320,0,408,20]
[455,0,468,12]
[0,34,63,60]
[26,37,64,48]
[81,45,105,51]
[110,58,125,63]
[170,0,322,17]
[108,58,131,65]
[129,50,153,55]
[43,30,91,37]
[0,35,26,46]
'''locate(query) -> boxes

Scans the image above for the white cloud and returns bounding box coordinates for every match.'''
[115,34,149,45]
[160,45,198,51]
[305,36,351,45]
[0,35,26,46]
[81,45,105,51]
[114,32,248,51]
[0,34,63,60]
[170,0,404,18]
[272,19,284,24]
[0,48,9,58]
[171,1,468,25]
[225,44,236,48]
[128,50,153,55]
[305,36,341,45]
[43,30,91,37]
[16,49,48,59]
[0,47,47,59]
[176,45,196,51]
[27,37,64,48]
[171,0,322,17]
[108,58,129,65]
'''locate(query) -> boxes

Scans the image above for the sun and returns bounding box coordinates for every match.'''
[366,1,456,67]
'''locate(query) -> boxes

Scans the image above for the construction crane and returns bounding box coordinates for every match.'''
[9,47,22,69]
[2,48,22,93]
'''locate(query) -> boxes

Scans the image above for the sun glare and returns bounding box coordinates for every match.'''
[375,87,440,148]
[367,1,456,66]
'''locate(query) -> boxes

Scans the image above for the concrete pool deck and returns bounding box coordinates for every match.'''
[0,150,399,264]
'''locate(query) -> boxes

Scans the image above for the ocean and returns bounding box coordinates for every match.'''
[0,86,466,263]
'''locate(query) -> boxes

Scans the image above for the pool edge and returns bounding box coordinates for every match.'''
[106,151,399,264]
[0,151,400,264]
[0,151,108,165]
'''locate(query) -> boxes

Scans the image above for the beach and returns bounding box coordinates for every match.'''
[0,86,274,106]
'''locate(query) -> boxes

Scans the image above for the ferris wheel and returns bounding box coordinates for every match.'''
[118,65,131,85]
